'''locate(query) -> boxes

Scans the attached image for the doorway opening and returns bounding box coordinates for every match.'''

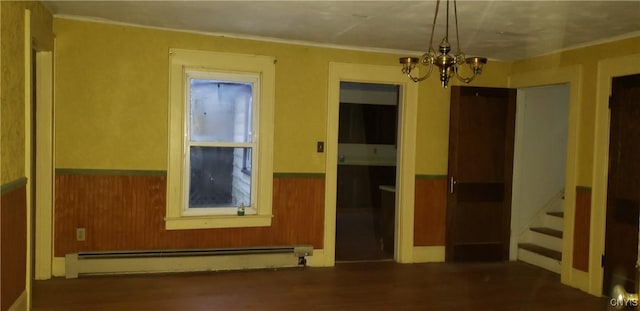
[511,84,570,273]
[335,82,399,262]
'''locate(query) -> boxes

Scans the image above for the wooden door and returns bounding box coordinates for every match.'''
[446,86,516,262]
[603,74,640,296]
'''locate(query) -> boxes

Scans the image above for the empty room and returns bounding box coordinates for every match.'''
[2,1,640,310]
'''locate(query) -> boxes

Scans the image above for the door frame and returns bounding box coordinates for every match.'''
[319,62,418,266]
[509,66,582,289]
[25,8,55,284]
[592,53,640,296]
[33,50,54,280]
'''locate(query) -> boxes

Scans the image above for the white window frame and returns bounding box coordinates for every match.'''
[184,71,257,216]
[166,49,275,230]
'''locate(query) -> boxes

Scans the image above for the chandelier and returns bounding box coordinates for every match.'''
[399,0,487,87]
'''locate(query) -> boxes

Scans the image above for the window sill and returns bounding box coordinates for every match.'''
[165,214,273,230]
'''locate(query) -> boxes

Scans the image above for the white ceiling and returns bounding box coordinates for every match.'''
[42,1,640,61]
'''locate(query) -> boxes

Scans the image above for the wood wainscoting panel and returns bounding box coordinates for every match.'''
[54,172,324,257]
[573,187,592,272]
[414,176,447,246]
[1,183,27,311]
[272,176,325,248]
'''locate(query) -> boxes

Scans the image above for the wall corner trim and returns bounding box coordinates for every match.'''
[576,186,592,193]
[7,290,27,311]
[273,172,325,179]
[1,177,28,195]
[55,168,167,177]
[412,246,445,263]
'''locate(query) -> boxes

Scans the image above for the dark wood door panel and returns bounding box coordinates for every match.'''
[456,182,505,202]
[453,203,504,242]
[446,86,516,262]
[613,199,639,225]
[603,73,640,296]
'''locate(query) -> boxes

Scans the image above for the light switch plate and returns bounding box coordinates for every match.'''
[317,141,324,153]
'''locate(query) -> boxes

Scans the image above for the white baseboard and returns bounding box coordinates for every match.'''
[412,246,445,263]
[52,257,65,277]
[66,251,308,278]
[569,268,590,293]
[57,249,326,277]
[8,290,27,311]
[304,247,446,265]
[56,246,439,275]
[305,249,327,267]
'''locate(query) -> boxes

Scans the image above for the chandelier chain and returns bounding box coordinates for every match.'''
[428,0,440,52]
[445,0,449,41]
[398,0,487,87]
[454,0,461,54]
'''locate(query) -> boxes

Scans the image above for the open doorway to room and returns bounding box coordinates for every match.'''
[511,84,570,273]
[335,82,399,262]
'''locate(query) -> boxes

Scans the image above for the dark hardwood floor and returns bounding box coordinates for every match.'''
[32,261,607,310]
[335,208,392,261]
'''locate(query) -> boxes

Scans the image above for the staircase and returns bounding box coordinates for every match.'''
[517,193,564,274]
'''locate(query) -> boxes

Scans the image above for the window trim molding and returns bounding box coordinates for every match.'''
[166,48,275,230]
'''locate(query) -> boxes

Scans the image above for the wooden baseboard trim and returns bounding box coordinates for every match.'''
[305,249,328,267]
[412,246,445,263]
[8,290,27,311]
[52,257,66,277]
[569,268,590,294]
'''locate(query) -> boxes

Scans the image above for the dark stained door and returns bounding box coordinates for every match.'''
[603,74,640,296]
[446,86,516,262]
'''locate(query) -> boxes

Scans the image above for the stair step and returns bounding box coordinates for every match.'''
[518,243,562,261]
[530,227,563,238]
[518,248,561,274]
[547,211,564,218]
[543,213,564,232]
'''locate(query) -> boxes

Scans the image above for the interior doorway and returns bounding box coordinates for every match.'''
[510,84,570,260]
[324,62,418,267]
[335,82,399,261]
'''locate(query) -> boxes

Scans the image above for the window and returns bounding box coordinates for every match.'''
[166,49,275,229]
[242,103,253,175]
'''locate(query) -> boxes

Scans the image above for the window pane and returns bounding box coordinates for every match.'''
[190,80,252,143]
[189,146,252,208]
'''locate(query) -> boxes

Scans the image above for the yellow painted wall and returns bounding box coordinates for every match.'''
[510,36,640,186]
[414,61,512,175]
[0,1,53,185]
[54,18,512,175]
[53,19,395,172]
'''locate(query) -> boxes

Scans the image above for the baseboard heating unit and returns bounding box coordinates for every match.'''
[65,245,313,279]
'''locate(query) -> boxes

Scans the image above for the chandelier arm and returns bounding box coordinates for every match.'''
[453,67,478,84]
[400,0,487,86]
[408,62,434,82]
[428,0,441,50]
